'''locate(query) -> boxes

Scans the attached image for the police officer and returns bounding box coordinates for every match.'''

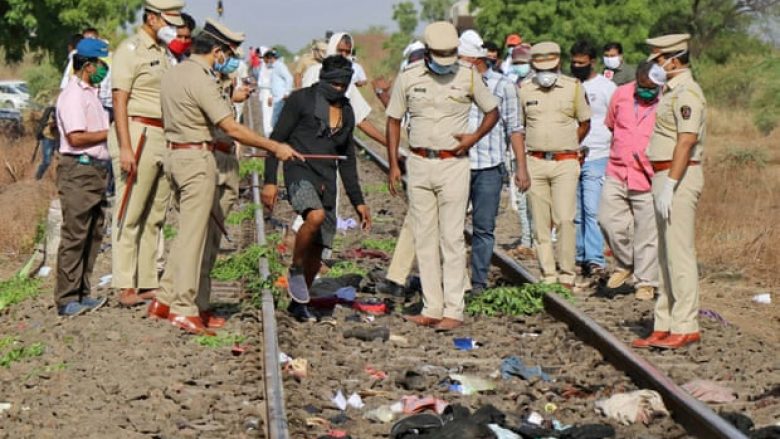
[109,0,185,306]
[386,21,499,331]
[147,21,300,335]
[632,34,706,350]
[519,42,591,289]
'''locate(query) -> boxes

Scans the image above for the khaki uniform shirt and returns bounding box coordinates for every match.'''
[112,29,171,119]
[294,52,317,76]
[647,70,706,162]
[212,76,237,145]
[386,61,498,150]
[160,57,234,144]
[519,74,592,152]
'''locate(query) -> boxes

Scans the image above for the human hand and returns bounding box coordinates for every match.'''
[261,184,278,211]
[453,133,479,156]
[267,97,273,107]
[233,86,252,103]
[388,164,402,196]
[119,147,137,175]
[356,204,371,231]
[654,177,677,221]
[274,142,305,161]
[371,77,391,93]
[515,166,531,192]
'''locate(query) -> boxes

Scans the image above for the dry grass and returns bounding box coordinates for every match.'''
[697,107,780,286]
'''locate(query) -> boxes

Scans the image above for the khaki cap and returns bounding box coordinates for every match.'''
[145,0,185,27]
[646,33,690,60]
[530,41,560,70]
[423,21,459,65]
[203,18,245,49]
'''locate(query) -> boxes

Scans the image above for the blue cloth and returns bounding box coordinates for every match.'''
[271,100,285,128]
[76,38,108,58]
[469,164,505,288]
[468,69,523,170]
[269,60,293,102]
[500,355,551,381]
[575,157,608,266]
[35,138,58,180]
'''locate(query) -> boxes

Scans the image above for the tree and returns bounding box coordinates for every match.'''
[420,0,456,22]
[393,1,419,35]
[380,1,419,75]
[1,0,144,63]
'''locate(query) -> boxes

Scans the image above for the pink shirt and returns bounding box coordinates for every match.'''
[56,77,110,160]
[605,81,658,192]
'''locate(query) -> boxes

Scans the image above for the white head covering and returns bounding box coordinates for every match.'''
[402,40,425,59]
[326,32,353,57]
[458,30,487,58]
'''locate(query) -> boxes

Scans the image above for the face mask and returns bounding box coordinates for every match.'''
[570,63,592,81]
[215,56,240,75]
[89,63,109,85]
[510,64,530,78]
[649,50,688,86]
[156,25,177,44]
[535,70,559,88]
[168,39,191,58]
[317,81,346,103]
[485,58,496,70]
[603,55,621,70]
[635,85,660,102]
[425,57,455,76]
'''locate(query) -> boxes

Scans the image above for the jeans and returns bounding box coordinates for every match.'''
[575,157,608,267]
[469,164,504,288]
[271,99,285,128]
[35,138,58,180]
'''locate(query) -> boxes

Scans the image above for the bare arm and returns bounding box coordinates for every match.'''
[358,120,387,146]
[386,116,402,196]
[112,89,136,174]
[668,133,698,180]
[218,117,282,153]
[577,120,591,144]
[66,130,109,148]
[510,132,530,191]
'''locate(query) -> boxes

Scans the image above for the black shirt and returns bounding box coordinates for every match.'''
[264,85,365,209]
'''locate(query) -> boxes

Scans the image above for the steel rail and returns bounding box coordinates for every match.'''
[244,96,289,439]
[353,137,746,439]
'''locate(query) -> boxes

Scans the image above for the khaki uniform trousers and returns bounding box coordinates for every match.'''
[108,120,171,289]
[54,156,109,307]
[598,177,659,287]
[527,157,580,284]
[198,149,240,310]
[652,167,703,333]
[407,155,470,321]
[157,149,217,317]
[385,211,415,285]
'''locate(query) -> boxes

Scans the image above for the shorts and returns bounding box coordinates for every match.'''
[287,179,336,248]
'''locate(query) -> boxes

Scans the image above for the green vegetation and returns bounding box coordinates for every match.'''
[239,158,265,178]
[195,332,245,348]
[226,203,258,225]
[0,276,42,311]
[362,237,397,253]
[23,61,61,104]
[24,362,68,381]
[211,233,286,306]
[0,337,44,368]
[162,224,178,241]
[721,146,770,167]
[325,261,367,278]
[381,1,419,75]
[420,0,456,22]
[466,283,573,317]
[363,182,390,195]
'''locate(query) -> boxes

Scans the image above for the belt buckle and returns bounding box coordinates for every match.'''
[543,152,555,161]
[426,149,438,159]
[77,154,92,165]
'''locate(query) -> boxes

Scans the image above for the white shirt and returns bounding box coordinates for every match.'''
[351,61,367,86]
[581,74,617,161]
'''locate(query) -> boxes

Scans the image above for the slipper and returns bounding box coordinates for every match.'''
[287,266,310,303]
[390,414,444,439]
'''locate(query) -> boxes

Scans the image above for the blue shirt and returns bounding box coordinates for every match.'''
[270,60,293,102]
[468,69,524,170]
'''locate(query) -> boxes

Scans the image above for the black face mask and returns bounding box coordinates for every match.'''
[317,81,347,103]
[570,63,592,81]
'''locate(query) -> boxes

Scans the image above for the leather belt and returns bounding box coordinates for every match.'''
[130,116,164,128]
[651,160,700,172]
[528,151,580,161]
[213,141,234,154]
[168,142,214,152]
[411,147,458,159]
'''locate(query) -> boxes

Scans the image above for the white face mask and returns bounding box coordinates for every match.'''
[603,55,621,70]
[156,25,176,44]
[535,70,559,88]
[649,50,689,86]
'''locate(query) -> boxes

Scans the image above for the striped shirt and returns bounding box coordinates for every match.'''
[468,69,523,170]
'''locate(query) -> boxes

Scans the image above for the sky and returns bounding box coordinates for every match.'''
[183,0,423,53]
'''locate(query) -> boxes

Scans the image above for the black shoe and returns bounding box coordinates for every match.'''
[287,302,316,323]
[376,279,405,301]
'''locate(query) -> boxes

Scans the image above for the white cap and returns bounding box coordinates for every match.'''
[402,40,425,58]
[458,30,487,58]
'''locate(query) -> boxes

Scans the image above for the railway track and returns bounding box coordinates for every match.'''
[240,94,747,438]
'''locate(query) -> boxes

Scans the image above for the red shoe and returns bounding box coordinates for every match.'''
[403,314,442,327]
[147,299,170,319]
[168,313,215,336]
[138,289,158,300]
[650,332,700,349]
[118,288,145,307]
[631,331,670,348]
[432,318,463,331]
[199,311,226,329]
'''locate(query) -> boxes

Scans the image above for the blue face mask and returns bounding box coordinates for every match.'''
[215,56,239,75]
[426,58,455,76]
[510,64,530,78]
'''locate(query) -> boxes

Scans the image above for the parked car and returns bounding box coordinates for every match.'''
[0,80,30,110]
[0,108,24,139]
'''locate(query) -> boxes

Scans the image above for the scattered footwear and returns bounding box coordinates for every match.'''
[650,332,701,349]
[433,318,463,331]
[288,301,316,323]
[80,296,108,312]
[168,313,215,336]
[635,286,655,301]
[403,314,442,327]
[199,311,226,329]
[607,270,633,289]
[631,331,670,349]
[343,326,390,342]
[587,263,606,278]
[147,299,170,319]
[117,288,145,307]
[376,279,405,301]
[468,284,485,297]
[137,289,158,300]
[287,266,310,303]
[57,301,91,317]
